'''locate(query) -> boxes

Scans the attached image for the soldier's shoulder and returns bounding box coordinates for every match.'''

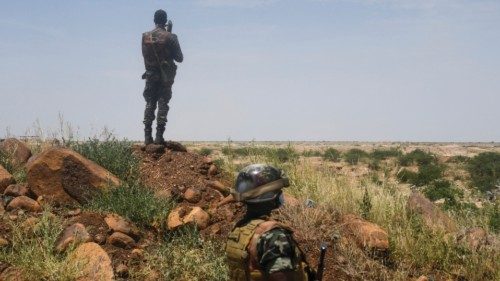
[258,227,293,249]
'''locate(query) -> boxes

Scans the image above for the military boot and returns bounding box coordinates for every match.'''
[144,127,153,145]
[154,126,165,144]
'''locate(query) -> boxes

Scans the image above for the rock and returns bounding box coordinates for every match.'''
[130,248,145,261]
[202,157,213,165]
[107,232,135,249]
[0,138,32,167]
[145,144,165,154]
[167,206,210,230]
[0,165,15,193]
[416,276,428,281]
[434,198,445,205]
[458,227,489,250]
[341,214,389,253]
[67,208,81,217]
[55,223,91,253]
[206,180,230,195]
[208,164,218,176]
[68,242,114,281]
[0,203,4,216]
[115,263,129,278]
[164,141,187,152]
[3,184,31,198]
[104,214,140,240]
[94,233,107,245]
[26,148,121,205]
[6,196,42,212]
[283,193,300,207]
[184,188,202,203]
[0,267,25,281]
[0,237,9,247]
[407,192,457,232]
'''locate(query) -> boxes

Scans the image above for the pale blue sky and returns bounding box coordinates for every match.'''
[0,0,498,141]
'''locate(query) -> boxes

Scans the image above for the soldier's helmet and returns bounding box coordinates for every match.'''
[233,164,289,204]
[154,9,167,25]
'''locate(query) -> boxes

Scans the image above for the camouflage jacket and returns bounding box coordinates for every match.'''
[142,26,183,71]
[256,227,298,274]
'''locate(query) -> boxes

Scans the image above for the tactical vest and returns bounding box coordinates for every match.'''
[226,219,311,281]
[142,28,177,82]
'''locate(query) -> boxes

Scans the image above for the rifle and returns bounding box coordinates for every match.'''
[316,243,328,281]
[167,20,173,32]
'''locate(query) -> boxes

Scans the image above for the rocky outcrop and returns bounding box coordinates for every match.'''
[407,192,457,232]
[3,184,31,198]
[55,223,92,253]
[167,206,210,230]
[6,196,42,212]
[341,214,389,253]
[67,242,114,281]
[0,165,15,193]
[0,138,32,167]
[26,148,120,205]
[107,232,135,249]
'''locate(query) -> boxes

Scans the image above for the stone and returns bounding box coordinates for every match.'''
[145,144,165,154]
[208,164,218,176]
[434,198,445,205]
[107,232,135,249]
[416,276,428,281]
[167,206,210,230]
[115,263,129,278]
[6,196,42,212]
[183,188,202,203]
[67,242,114,281]
[407,192,457,232]
[0,203,4,216]
[206,180,230,195]
[164,141,187,152]
[0,267,25,281]
[459,227,489,250]
[94,233,107,245]
[0,237,9,247]
[104,214,140,240]
[3,184,30,197]
[202,157,213,165]
[26,148,121,205]
[55,223,91,253]
[0,138,32,167]
[341,214,389,253]
[67,208,82,216]
[130,248,145,261]
[0,165,15,193]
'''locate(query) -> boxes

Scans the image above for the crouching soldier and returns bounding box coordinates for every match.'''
[226,164,315,281]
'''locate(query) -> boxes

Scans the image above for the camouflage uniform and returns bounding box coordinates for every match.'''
[257,227,300,274]
[141,25,183,143]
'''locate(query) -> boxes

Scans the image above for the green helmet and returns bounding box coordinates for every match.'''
[232,164,289,204]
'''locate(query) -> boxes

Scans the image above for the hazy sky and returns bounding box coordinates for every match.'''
[0,0,498,141]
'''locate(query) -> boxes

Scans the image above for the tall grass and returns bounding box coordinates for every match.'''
[0,209,82,281]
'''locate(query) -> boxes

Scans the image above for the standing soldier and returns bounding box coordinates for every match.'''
[226,164,315,281]
[141,9,183,145]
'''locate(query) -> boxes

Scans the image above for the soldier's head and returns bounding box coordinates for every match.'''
[233,164,289,216]
[154,9,168,26]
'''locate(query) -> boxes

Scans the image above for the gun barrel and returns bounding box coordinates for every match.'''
[316,244,327,281]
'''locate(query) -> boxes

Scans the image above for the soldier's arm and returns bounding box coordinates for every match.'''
[256,228,296,279]
[171,34,184,63]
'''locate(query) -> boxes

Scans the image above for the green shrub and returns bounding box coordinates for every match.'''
[198,147,213,156]
[370,148,402,161]
[323,148,341,162]
[0,150,27,183]
[399,149,436,166]
[489,204,500,233]
[359,188,373,219]
[344,149,368,165]
[302,149,322,157]
[423,180,462,207]
[0,210,82,280]
[397,169,417,183]
[467,152,500,192]
[71,137,139,182]
[413,163,444,186]
[446,155,470,164]
[85,183,175,228]
[271,147,298,163]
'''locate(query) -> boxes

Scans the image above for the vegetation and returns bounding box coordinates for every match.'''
[0,150,27,183]
[302,149,322,157]
[323,148,341,162]
[467,152,500,192]
[399,149,436,166]
[370,148,402,161]
[344,148,368,165]
[0,210,82,280]
[423,180,463,207]
[198,147,213,156]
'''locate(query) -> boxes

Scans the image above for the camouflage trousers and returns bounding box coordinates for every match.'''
[143,78,173,129]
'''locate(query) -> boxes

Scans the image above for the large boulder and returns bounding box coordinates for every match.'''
[341,214,389,253]
[67,242,114,281]
[0,165,15,193]
[26,148,120,205]
[0,138,32,167]
[407,192,457,232]
[167,206,210,230]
